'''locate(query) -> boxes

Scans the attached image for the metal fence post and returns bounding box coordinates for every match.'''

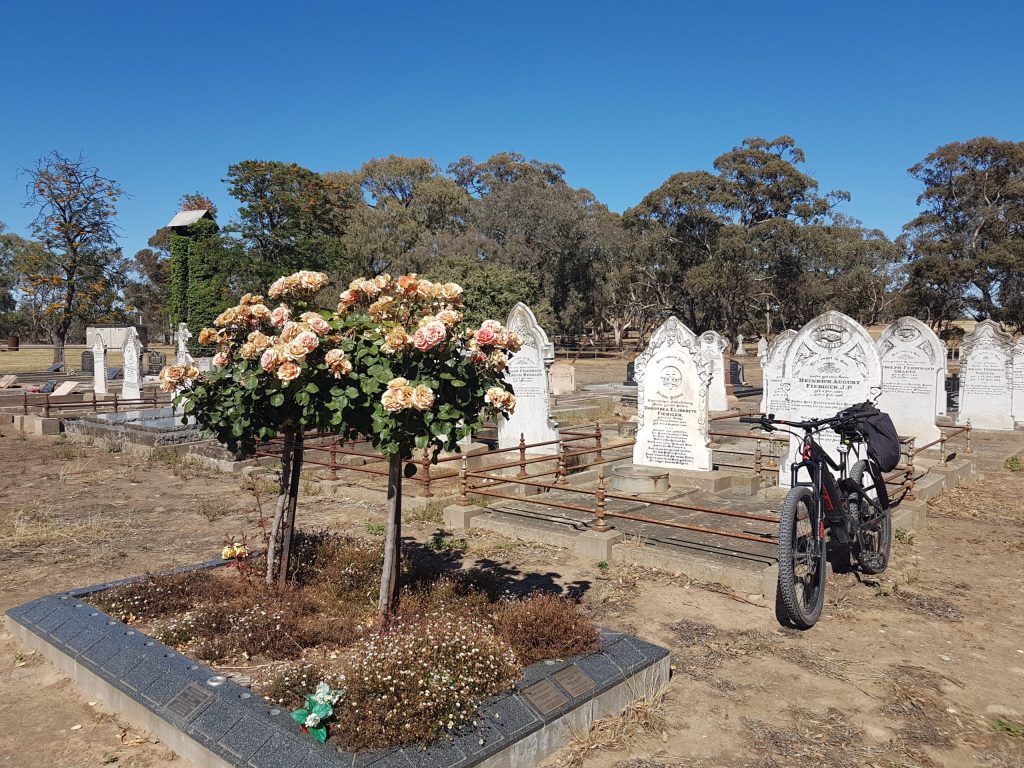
[329,437,338,481]
[421,446,433,498]
[458,455,470,504]
[593,468,609,532]
[517,433,528,479]
[965,422,973,454]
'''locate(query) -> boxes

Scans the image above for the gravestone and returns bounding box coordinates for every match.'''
[175,323,194,365]
[497,303,560,454]
[780,311,882,486]
[699,330,729,411]
[92,337,107,395]
[1013,339,1024,426]
[147,350,167,375]
[121,330,143,401]
[624,360,636,387]
[633,316,712,471]
[0,374,16,389]
[756,336,769,358]
[759,330,796,416]
[53,381,78,397]
[549,360,576,395]
[876,317,944,446]
[729,359,747,386]
[958,320,1014,430]
[735,334,747,356]
[81,350,94,374]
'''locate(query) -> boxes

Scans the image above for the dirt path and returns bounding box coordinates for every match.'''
[1,431,1023,767]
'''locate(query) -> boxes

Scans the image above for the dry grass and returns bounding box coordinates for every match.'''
[928,469,1024,524]
[742,707,866,768]
[0,344,174,373]
[0,502,132,562]
[551,671,669,768]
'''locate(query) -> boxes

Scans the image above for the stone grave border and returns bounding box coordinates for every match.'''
[5,559,670,768]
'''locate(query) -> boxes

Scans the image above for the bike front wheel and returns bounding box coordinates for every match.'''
[777,486,826,629]
[850,460,892,574]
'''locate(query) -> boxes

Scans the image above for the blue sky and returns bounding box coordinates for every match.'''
[1,0,1021,259]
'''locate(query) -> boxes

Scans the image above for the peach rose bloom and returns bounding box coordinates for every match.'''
[475,326,496,346]
[415,280,434,299]
[397,274,419,293]
[436,308,462,326]
[481,319,501,331]
[411,384,435,411]
[338,289,360,310]
[418,321,447,349]
[301,312,330,336]
[260,348,281,373]
[440,282,463,301]
[276,361,301,383]
[239,342,258,359]
[214,307,239,327]
[249,304,271,322]
[270,305,290,328]
[285,340,308,361]
[212,352,230,368]
[281,321,307,343]
[248,331,272,351]
[295,331,319,353]
[382,327,409,354]
[324,349,352,377]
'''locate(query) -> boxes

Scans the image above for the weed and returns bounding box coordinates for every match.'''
[991,718,1024,738]
[493,593,599,664]
[596,560,609,573]
[429,532,468,552]
[365,521,386,536]
[195,499,232,522]
[894,528,916,545]
[406,501,444,524]
[1005,455,1022,472]
[53,444,82,461]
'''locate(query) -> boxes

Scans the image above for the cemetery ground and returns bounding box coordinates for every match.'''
[2,434,1023,767]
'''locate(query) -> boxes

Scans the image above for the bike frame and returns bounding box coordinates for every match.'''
[789,432,854,546]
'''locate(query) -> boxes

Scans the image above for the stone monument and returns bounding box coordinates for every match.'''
[633,316,713,471]
[1013,339,1024,426]
[779,312,881,486]
[92,335,107,396]
[958,320,1014,430]
[756,336,769,358]
[121,330,143,401]
[549,360,576,395]
[876,317,944,446]
[758,329,796,416]
[735,333,746,356]
[699,330,729,411]
[497,303,560,454]
[175,323,194,365]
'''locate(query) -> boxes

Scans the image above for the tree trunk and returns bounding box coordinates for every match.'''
[277,433,304,585]
[265,431,295,585]
[52,331,67,366]
[377,454,403,623]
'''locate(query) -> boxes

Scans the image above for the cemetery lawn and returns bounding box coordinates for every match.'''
[0,344,175,373]
[1,433,1023,766]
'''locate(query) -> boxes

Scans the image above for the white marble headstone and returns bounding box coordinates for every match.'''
[759,330,796,417]
[122,330,143,401]
[1013,339,1024,426]
[175,322,194,365]
[699,331,729,412]
[780,311,882,486]
[756,337,769,359]
[633,317,712,471]
[92,335,107,395]
[735,334,746,356]
[876,317,944,446]
[549,361,576,396]
[497,303,559,454]
[958,320,1014,430]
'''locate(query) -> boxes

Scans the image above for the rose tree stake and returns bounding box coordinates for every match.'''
[162,270,519,618]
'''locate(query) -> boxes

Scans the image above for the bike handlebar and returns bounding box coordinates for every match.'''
[740,412,857,432]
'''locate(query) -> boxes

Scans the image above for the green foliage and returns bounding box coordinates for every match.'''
[991,718,1024,738]
[168,233,189,326]
[425,253,544,327]
[291,682,342,743]
[1005,455,1022,472]
[184,219,230,334]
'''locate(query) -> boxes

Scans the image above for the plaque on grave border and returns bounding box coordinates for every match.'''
[163,683,214,721]
[522,679,568,715]
[553,665,596,698]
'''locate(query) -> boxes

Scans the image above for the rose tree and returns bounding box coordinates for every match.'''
[161,270,519,613]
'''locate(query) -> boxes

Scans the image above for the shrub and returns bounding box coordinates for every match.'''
[492,593,599,665]
[89,571,219,622]
[398,577,491,620]
[259,662,340,708]
[333,615,520,750]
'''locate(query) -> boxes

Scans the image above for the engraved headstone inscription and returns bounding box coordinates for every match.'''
[759,329,796,416]
[1013,339,1024,426]
[700,330,729,411]
[780,312,881,486]
[122,330,143,400]
[92,335,108,396]
[876,317,944,446]
[549,361,576,395]
[633,316,713,471]
[497,303,560,453]
[958,320,1014,430]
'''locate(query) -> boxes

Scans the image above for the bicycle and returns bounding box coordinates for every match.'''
[740,405,899,628]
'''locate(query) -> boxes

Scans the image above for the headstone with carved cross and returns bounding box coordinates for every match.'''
[175,323,194,365]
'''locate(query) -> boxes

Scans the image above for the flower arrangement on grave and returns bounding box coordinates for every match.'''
[160,270,519,611]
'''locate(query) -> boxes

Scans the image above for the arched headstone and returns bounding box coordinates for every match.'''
[92,335,107,396]
[735,334,747,356]
[633,317,712,471]
[780,311,881,486]
[958,320,1014,430]
[756,337,769,359]
[699,331,729,411]
[759,330,796,417]
[497,303,559,453]
[175,322,194,365]
[876,317,944,446]
[122,330,142,401]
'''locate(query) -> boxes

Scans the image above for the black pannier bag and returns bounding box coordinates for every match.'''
[834,402,901,472]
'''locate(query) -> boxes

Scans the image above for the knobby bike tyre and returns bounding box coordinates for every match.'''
[850,459,891,574]
[777,486,826,629]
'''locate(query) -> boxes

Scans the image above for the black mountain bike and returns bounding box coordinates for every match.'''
[740,409,897,628]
